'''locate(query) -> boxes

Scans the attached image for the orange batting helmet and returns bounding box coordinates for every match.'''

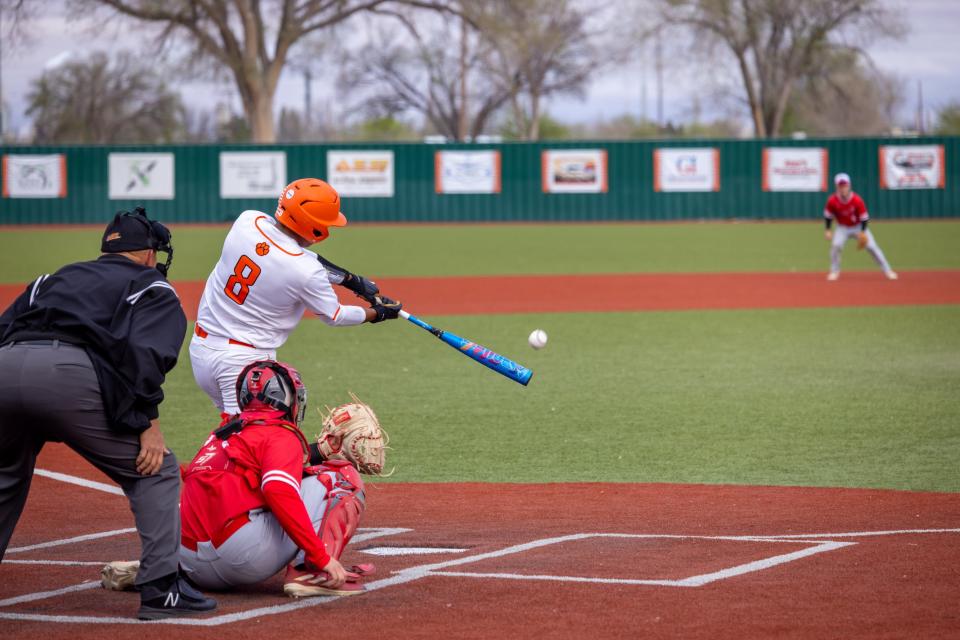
[275,178,347,243]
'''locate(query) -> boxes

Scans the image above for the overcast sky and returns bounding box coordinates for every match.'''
[2,0,958,137]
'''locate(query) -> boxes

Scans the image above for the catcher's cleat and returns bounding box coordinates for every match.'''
[101,560,140,591]
[349,563,376,577]
[826,271,840,281]
[282,564,366,598]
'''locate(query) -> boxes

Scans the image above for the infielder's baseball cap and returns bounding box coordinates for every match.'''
[834,172,851,186]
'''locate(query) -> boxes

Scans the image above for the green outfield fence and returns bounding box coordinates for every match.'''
[1,137,957,224]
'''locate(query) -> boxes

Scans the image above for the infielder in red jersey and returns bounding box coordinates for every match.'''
[191,177,402,418]
[101,360,387,598]
[823,172,897,281]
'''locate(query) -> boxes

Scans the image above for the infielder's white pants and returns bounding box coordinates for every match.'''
[178,475,330,589]
[830,226,893,274]
[189,336,275,414]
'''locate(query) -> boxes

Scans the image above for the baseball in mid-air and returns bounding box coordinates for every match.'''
[528,329,548,350]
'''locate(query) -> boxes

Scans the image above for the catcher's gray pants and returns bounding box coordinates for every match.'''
[178,475,330,589]
[0,340,181,585]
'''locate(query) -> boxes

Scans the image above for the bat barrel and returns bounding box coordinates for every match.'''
[402,311,534,386]
[439,332,534,386]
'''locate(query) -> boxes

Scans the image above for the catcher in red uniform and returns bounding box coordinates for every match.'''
[101,360,386,598]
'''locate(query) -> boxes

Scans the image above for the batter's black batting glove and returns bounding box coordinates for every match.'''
[342,272,380,303]
[370,295,402,323]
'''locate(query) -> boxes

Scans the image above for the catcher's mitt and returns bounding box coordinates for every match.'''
[316,393,389,475]
[857,232,868,250]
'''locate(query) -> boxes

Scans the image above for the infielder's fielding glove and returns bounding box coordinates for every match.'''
[316,394,389,475]
[857,232,868,250]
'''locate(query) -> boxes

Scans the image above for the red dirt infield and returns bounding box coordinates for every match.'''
[2,270,959,320]
[2,445,959,638]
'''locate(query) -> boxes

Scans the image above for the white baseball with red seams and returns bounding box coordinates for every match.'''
[528,329,548,350]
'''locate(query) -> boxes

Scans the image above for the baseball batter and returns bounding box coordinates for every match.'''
[823,172,897,281]
[191,177,401,417]
[102,359,386,597]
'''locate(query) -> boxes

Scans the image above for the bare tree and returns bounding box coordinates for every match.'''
[787,52,902,136]
[74,0,454,142]
[1,0,41,138]
[347,0,606,141]
[474,0,604,140]
[345,9,515,140]
[0,0,39,48]
[26,51,185,143]
[656,0,902,137]
[935,102,960,136]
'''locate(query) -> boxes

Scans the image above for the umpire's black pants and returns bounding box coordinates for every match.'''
[0,340,180,585]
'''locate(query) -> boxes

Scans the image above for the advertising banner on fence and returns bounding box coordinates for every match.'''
[109,153,175,200]
[327,151,394,197]
[653,148,719,192]
[2,154,66,198]
[762,148,827,191]
[879,145,945,189]
[435,150,501,194]
[542,149,607,193]
[219,151,286,198]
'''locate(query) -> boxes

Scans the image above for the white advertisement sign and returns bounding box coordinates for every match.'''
[109,153,175,200]
[653,148,719,192]
[762,148,827,192]
[542,149,607,193]
[435,150,501,194]
[879,145,945,189]
[326,151,394,197]
[219,151,286,198]
[2,154,66,198]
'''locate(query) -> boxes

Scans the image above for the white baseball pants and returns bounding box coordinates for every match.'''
[178,475,330,589]
[830,226,893,274]
[189,335,275,414]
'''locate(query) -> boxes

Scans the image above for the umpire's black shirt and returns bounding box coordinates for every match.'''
[0,254,187,432]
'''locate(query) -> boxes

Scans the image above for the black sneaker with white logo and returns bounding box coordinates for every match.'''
[137,574,217,620]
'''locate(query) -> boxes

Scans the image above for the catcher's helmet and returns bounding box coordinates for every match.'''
[236,360,307,425]
[274,178,347,244]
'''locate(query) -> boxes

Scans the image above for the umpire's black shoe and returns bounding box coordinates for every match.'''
[137,574,217,620]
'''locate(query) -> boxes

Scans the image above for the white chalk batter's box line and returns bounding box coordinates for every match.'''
[1,528,958,626]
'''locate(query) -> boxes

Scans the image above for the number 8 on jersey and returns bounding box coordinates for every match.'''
[224,255,261,305]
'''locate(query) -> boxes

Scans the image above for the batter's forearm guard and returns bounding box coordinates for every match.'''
[316,254,349,283]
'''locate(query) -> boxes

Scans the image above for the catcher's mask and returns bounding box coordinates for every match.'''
[101,206,174,277]
[236,360,307,426]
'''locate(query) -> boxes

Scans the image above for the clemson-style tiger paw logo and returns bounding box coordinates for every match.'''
[256,242,270,256]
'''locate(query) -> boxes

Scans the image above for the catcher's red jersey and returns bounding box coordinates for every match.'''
[180,420,331,568]
[824,192,869,227]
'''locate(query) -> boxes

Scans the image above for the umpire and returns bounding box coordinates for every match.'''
[0,208,216,620]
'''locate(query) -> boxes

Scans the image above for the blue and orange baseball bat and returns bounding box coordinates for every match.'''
[400,311,533,386]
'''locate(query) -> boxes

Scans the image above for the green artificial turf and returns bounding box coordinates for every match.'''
[159,305,960,492]
[1,220,959,283]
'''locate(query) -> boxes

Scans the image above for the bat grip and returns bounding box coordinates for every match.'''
[401,310,443,337]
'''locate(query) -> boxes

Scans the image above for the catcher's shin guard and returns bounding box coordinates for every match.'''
[308,460,366,561]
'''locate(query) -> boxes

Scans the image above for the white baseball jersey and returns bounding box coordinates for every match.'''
[195,210,367,349]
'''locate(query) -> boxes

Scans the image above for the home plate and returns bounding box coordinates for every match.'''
[361,546,468,556]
